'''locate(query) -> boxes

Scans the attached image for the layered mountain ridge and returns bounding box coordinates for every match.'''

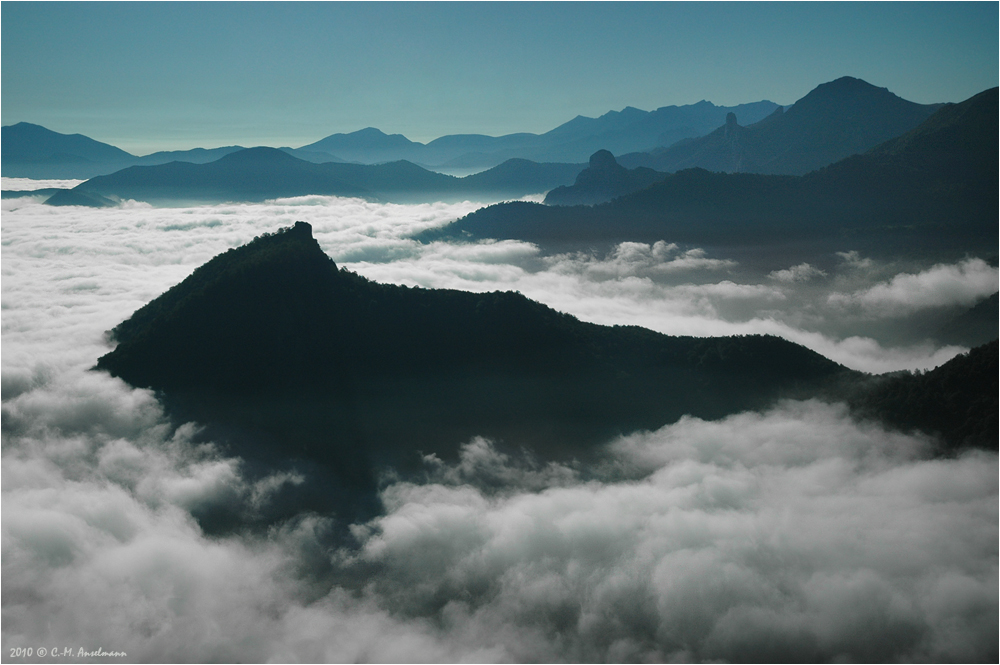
[2,98,776,180]
[1,123,345,180]
[61,147,584,205]
[8,77,921,180]
[619,76,942,175]
[433,87,996,258]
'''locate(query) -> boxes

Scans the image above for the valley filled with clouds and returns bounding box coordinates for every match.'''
[2,191,996,661]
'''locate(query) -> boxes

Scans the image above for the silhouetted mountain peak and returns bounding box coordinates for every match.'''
[544,150,662,205]
[588,149,622,171]
[287,220,315,238]
[2,121,136,171]
[628,76,941,176]
[8,121,43,132]
[6,121,86,140]
[822,75,876,89]
[724,112,740,139]
[305,127,419,152]
[253,220,321,254]
[792,76,902,112]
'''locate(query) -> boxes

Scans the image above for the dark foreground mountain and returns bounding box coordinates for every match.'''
[544,150,665,206]
[96,223,997,528]
[61,148,583,205]
[619,77,941,175]
[96,222,851,521]
[429,87,997,261]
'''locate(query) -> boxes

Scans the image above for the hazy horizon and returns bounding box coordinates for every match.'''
[2,2,997,154]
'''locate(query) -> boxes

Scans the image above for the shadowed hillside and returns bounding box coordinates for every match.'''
[850,341,998,451]
[933,293,999,348]
[96,222,853,519]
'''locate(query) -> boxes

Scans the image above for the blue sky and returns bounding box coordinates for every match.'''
[2,2,996,155]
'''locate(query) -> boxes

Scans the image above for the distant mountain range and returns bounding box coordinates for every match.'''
[4,95,782,179]
[5,77,976,213]
[300,99,781,168]
[48,147,584,205]
[430,86,997,259]
[619,77,942,175]
[1,123,344,180]
[548,77,945,207]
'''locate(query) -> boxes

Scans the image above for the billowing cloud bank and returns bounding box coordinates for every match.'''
[2,194,997,662]
[1,177,86,191]
[3,374,997,662]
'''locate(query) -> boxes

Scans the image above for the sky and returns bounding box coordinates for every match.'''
[2,2,997,154]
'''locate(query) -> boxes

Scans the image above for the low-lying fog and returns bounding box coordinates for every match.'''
[3,191,997,662]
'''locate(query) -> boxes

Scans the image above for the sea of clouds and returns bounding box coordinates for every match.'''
[2,192,997,662]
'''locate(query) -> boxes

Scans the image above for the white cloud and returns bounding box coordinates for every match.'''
[351,404,997,662]
[836,250,874,270]
[769,262,827,283]
[1,177,86,190]
[4,371,996,662]
[2,195,996,661]
[543,241,736,280]
[828,258,999,316]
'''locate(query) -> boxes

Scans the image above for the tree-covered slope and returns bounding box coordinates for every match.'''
[95,223,997,521]
[849,341,998,451]
[96,223,849,479]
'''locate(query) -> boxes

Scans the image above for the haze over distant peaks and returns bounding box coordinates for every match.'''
[620,76,942,175]
[61,147,584,205]
[302,99,781,168]
[1,123,344,179]
[2,122,135,178]
[0,77,965,185]
[3,92,786,180]
[435,86,996,254]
